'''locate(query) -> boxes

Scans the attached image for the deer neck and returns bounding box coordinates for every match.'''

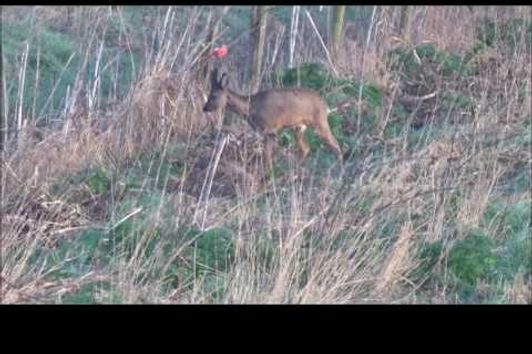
[226,90,252,117]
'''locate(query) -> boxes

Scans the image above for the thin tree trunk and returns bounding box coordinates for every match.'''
[1,58,7,153]
[399,6,412,39]
[330,6,346,57]
[201,6,229,87]
[250,6,268,93]
[200,10,215,85]
[289,5,300,69]
[326,6,332,45]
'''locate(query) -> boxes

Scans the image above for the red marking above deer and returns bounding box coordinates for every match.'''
[212,45,228,59]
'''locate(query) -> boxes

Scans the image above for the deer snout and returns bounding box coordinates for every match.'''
[203,101,217,112]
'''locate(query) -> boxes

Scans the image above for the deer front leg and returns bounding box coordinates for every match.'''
[264,133,276,172]
[294,125,310,164]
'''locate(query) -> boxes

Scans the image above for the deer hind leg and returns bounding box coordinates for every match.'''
[294,125,311,164]
[314,121,343,163]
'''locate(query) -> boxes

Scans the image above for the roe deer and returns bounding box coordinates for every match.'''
[203,68,343,171]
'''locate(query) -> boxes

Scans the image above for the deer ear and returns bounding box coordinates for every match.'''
[211,68,220,87]
[219,73,229,89]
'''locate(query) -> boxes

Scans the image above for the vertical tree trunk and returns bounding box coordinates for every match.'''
[399,6,412,39]
[200,10,216,86]
[1,63,7,153]
[330,6,346,57]
[199,7,229,87]
[326,6,332,45]
[66,6,74,28]
[289,5,300,69]
[250,6,268,93]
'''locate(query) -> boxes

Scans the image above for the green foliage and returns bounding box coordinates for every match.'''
[110,214,137,246]
[222,6,253,42]
[226,6,372,44]
[148,226,236,297]
[191,227,235,272]
[463,40,490,65]
[62,283,97,304]
[2,23,32,59]
[385,42,481,132]
[448,232,498,285]
[62,280,122,304]
[277,62,382,108]
[110,179,236,270]
[412,241,444,283]
[483,200,530,237]
[3,22,78,116]
[255,236,278,271]
[500,225,532,278]
[3,16,140,121]
[414,199,530,303]
[277,62,334,91]
[3,22,74,72]
[50,167,113,209]
[110,192,169,239]
[483,201,532,278]
[140,149,185,190]
[85,169,112,195]
[420,241,444,271]
[504,168,532,195]
[439,91,475,112]
[269,6,293,25]
[328,113,343,136]
[77,228,103,255]
[42,228,105,283]
[388,44,473,79]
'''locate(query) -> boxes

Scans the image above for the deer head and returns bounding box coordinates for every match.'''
[203,68,230,112]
